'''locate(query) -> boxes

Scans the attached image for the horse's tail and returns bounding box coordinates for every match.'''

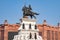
[34,13,39,15]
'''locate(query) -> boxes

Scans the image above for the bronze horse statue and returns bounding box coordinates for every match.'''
[22,5,39,19]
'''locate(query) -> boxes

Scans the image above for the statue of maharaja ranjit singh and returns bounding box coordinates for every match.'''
[22,5,39,19]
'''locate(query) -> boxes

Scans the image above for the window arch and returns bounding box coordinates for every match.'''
[29,24,31,29]
[22,23,25,29]
[35,25,37,29]
[35,33,37,39]
[29,33,32,39]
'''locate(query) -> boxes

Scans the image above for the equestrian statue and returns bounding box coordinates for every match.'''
[22,5,39,19]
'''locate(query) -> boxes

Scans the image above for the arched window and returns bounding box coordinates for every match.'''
[35,25,37,29]
[29,24,31,29]
[35,33,37,39]
[29,33,32,39]
[22,23,25,29]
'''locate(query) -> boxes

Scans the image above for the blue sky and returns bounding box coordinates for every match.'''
[0,0,60,26]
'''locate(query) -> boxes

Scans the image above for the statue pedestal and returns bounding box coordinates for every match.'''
[13,18,42,40]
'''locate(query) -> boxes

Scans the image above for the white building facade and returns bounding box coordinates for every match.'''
[13,18,42,40]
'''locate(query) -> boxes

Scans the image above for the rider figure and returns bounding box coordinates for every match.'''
[22,5,39,19]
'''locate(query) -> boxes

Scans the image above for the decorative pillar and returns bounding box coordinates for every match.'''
[57,23,60,40]
[50,31,52,40]
[43,20,47,40]
[4,20,8,40]
[50,30,52,40]
[4,20,8,25]
[4,27,8,40]
[54,31,55,40]
[0,30,1,40]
